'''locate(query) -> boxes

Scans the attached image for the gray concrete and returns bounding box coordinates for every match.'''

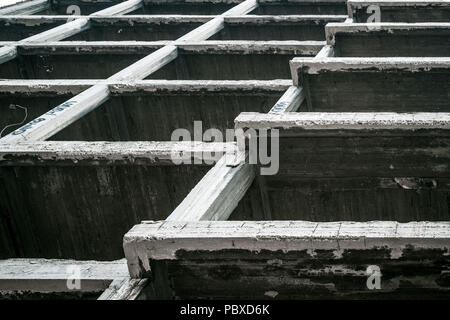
[327,22,450,57]
[232,112,450,221]
[0,80,288,140]
[124,220,450,299]
[348,1,450,22]
[290,57,450,111]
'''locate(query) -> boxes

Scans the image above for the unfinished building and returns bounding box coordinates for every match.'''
[0,0,449,299]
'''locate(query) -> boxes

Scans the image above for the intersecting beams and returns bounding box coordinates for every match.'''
[232,112,450,221]
[0,41,321,80]
[326,22,450,56]
[0,0,259,143]
[0,80,289,140]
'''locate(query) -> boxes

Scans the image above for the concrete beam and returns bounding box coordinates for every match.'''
[108,79,292,93]
[0,0,259,143]
[0,79,292,94]
[325,22,450,56]
[348,0,450,22]
[0,258,128,294]
[0,141,235,166]
[0,0,144,64]
[15,40,323,55]
[0,14,347,25]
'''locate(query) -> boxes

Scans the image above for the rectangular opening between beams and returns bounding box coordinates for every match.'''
[0,20,65,41]
[0,145,215,260]
[147,53,297,80]
[230,113,450,222]
[129,2,347,15]
[0,52,150,79]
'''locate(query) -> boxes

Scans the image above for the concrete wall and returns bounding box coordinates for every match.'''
[149,53,296,80]
[333,31,450,57]
[148,248,450,299]
[50,92,280,141]
[302,71,450,111]
[0,164,210,260]
[353,7,450,23]
[0,53,149,79]
[231,133,450,221]
[0,21,63,41]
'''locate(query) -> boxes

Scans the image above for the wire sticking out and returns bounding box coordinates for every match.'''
[0,104,28,138]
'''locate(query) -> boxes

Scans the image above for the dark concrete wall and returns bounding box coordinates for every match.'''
[146,248,450,299]
[0,53,148,79]
[0,22,63,41]
[231,134,450,222]
[66,22,328,41]
[0,164,210,260]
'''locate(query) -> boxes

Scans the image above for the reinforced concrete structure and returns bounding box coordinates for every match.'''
[0,0,449,299]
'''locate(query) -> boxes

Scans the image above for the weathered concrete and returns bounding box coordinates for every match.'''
[0,258,127,294]
[0,141,235,165]
[39,0,125,15]
[232,112,450,221]
[68,17,204,41]
[348,0,450,23]
[0,80,286,139]
[327,22,450,57]
[0,17,63,41]
[252,0,347,15]
[124,220,450,299]
[0,41,319,80]
[130,0,347,15]
[0,0,258,143]
[290,57,450,111]
[0,154,213,260]
[0,0,50,16]
[166,152,256,221]
[98,277,149,300]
